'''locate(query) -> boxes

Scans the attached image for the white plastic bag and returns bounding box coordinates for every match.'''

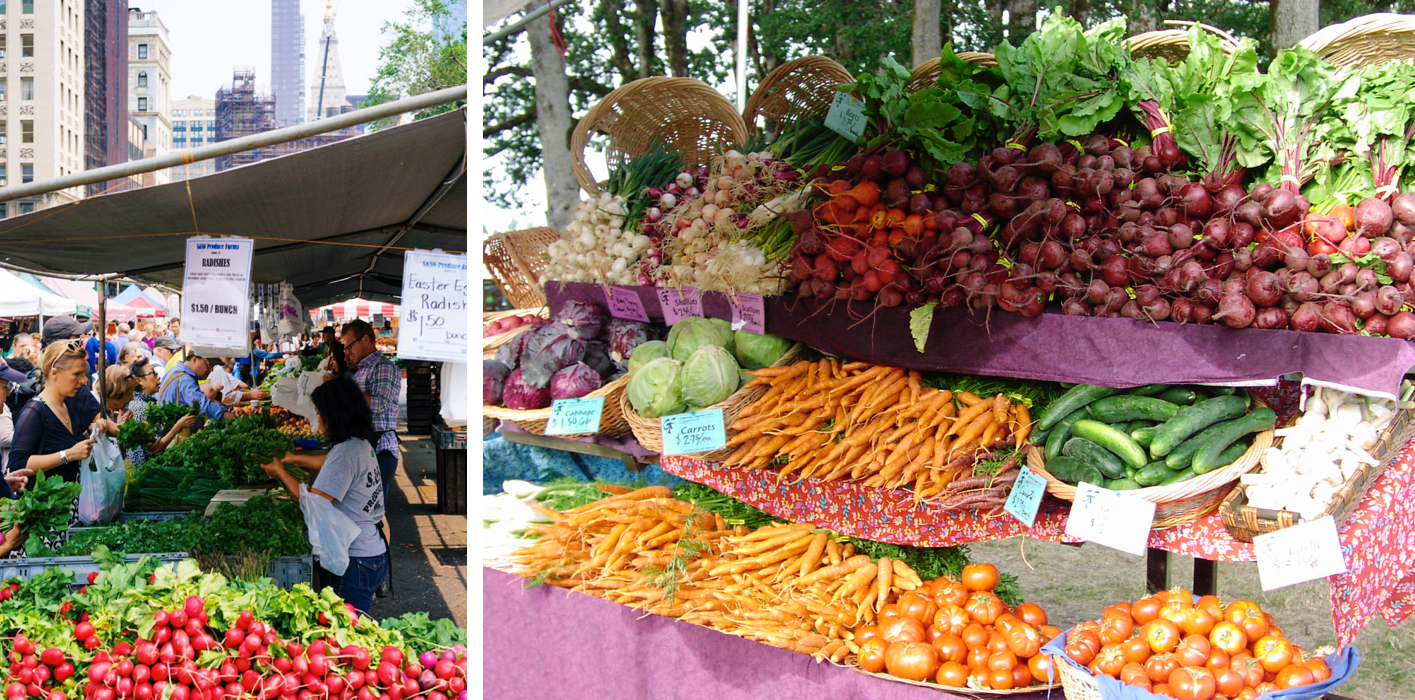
[78,425,126,525]
[299,484,361,575]
[277,284,306,339]
[439,362,468,427]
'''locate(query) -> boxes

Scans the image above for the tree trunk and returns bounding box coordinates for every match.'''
[1007,0,1038,42]
[635,0,659,79]
[1127,0,1161,34]
[661,0,690,77]
[526,10,579,230]
[597,0,638,83]
[1271,0,1319,53]
[912,0,942,67]
[985,0,1006,48]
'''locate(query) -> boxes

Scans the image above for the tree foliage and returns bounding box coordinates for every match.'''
[362,0,469,130]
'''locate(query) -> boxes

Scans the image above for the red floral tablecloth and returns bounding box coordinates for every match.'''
[662,430,1415,648]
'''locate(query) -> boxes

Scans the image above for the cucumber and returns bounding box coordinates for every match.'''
[1063,438,1129,479]
[1127,384,1170,397]
[1149,395,1249,458]
[1131,426,1158,447]
[1070,419,1149,469]
[1028,426,1051,445]
[1161,467,1198,485]
[1047,456,1104,486]
[1044,407,1090,461]
[1088,396,1183,423]
[1109,421,1134,435]
[1197,440,1250,475]
[1134,463,1179,487]
[1157,387,1198,405]
[1209,386,1238,396]
[1038,384,1119,431]
[1106,478,1142,490]
[1190,408,1277,474]
[1164,431,1208,470]
[1125,464,1139,479]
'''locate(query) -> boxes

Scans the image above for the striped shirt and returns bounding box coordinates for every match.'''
[353,351,401,454]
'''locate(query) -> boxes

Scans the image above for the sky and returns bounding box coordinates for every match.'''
[138,0,415,102]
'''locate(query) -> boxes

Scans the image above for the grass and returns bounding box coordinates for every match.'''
[968,537,1415,699]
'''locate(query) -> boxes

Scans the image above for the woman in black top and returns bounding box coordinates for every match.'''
[7,341,118,547]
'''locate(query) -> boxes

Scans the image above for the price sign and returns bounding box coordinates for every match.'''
[181,237,254,353]
[824,92,867,141]
[1255,516,1348,591]
[656,287,702,325]
[604,286,649,322]
[545,397,605,436]
[398,249,469,363]
[729,293,766,335]
[1064,482,1155,556]
[661,409,727,456]
[1004,467,1048,528]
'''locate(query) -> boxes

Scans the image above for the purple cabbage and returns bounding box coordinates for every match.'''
[520,322,585,388]
[557,298,605,340]
[483,360,510,405]
[606,318,653,360]
[502,368,551,410]
[582,340,617,380]
[494,331,528,368]
[550,362,604,400]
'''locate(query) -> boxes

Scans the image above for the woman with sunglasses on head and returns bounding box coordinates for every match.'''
[122,358,198,468]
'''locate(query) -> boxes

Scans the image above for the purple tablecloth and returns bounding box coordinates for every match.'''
[546,282,1415,398]
[483,567,1055,700]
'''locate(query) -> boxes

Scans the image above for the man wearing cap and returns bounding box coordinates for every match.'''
[151,337,184,380]
[156,353,231,421]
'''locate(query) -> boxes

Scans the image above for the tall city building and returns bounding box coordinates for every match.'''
[216,66,355,172]
[127,6,170,185]
[170,95,214,181]
[0,0,88,216]
[434,0,467,42]
[270,0,304,127]
[84,0,129,197]
[307,0,347,122]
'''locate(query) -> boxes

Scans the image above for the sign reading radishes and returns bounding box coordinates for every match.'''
[399,250,468,363]
[181,237,253,353]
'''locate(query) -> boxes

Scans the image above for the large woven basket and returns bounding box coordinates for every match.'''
[621,343,808,457]
[1055,652,1105,700]
[905,52,998,93]
[482,374,632,438]
[483,228,558,309]
[1127,22,1240,62]
[1025,415,1274,529]
[571,77,748,195]
[1219,406,1415,541]
[1299,13,1415,69]
[742,56,854,136]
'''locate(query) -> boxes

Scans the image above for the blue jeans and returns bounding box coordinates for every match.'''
[326,554,387,615]
[376,447,398,503]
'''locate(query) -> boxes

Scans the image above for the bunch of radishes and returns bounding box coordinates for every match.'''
[541,193,653,286]
[482,314,538,339]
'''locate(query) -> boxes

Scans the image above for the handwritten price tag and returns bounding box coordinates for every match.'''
[604,286,649,322]
[824,92,867,141]
[729,293,766,335]
[656,287,702,325]
[1064,482,1155,556]
[660,409,727,456]
[1255,516,1348,591]
[545,397,605,436]
[1004,467,1048,528]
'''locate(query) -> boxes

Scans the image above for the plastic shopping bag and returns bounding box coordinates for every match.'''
[299,484,362,576]
[78,426,126,525]
[277,284,306,338]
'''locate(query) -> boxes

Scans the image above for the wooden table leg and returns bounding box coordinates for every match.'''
[1193,558,1218,596]
[1146,548,1169,594]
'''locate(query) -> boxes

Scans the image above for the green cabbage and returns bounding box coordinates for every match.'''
[626,358,685,418]
[667,317,734,362]
[628,340,671,376]
[732,331,791,370]
[680,345,741,410]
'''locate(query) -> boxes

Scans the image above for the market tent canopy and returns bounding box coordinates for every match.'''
[0,108,467,309]
[111,285,169,310]
[121,294,167,318]
[309,298,400,320]
[0,268,76,317]
[38,277,99,318]
[102,300,138,323]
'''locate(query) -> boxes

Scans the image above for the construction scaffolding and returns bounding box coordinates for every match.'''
[214,68,357,172]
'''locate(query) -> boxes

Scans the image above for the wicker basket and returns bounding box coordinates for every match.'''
[621,343,808,456]
[483,228,558,309]
[742,56,854,136]
[571,77,748,195]
[1055,654,1105,700]
[1127,22,1240,62]
[482,308,548,358]
[1025,422,1273,529]
[1299,13,1415,70]
[905,52,999,93]
[482,374,632,438]
[1218,406,1415,542]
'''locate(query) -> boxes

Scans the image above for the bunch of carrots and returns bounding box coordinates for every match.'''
[513,485,924,661]
[723,359,1032,502]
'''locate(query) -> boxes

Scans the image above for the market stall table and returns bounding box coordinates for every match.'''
[496,420,659,474]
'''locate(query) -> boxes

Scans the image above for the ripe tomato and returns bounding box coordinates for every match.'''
[878,603,904,626]
[1027,654,1055,684]
[1304,658,1332,682]
[1196,595,1223,621]
[987,649,1018,672]
[1254,637,1293,673]
[1169,666,1218,700]
[1180,634,1212,657]
[935,661,969,688]
[1004,623,1042,658]
[932,633,967,665]
[1224,601,1269,642]
[926,624,948,645]
[1235,688,1260,700]
[1214,667,1245,697]
[1255,681,1280,695]
[1014,602,1048,627]
[993,613,1021,634]
[1275,665,1315,689]
[1142,619,1182,654]
[1120,636,1152,664]
[934,605,971,637]
[1040,625,1062,643]
[1208,621,1248,656]
[1182,608,1217,636]
[1153,683,1171,697]
[1145,653,1180,683]
[960,622,989,650]
[1230,654,1265,688]
[1205,649,1230,671]
[897,592,937,626]
[854,625,881,645]
[987,631,1009,654]
[884,641,939,682]
[932,580,969,608]
[1094,646,1127,677]
[961,563,1000,592]
[1012,662,1033,688]
[965,591,1006,625]
[1099,613,1134,646]
[988,667,1014,690]
[881,616,926,644]
[1160,600,1195,627]
[1132,596,1162,625]
[1064,630,1101,665]
[968,645,991,670]
[1120,662,1148,686]
[858,638,888,673]
[1173,642,1209,668]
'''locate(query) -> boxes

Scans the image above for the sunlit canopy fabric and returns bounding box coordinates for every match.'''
[0,108,467,310]
[111,284,169,310]
[0,268,76,317]
[309,298,400,320]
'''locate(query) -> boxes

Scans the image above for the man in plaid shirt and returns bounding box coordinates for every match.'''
[340,320,402,499]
